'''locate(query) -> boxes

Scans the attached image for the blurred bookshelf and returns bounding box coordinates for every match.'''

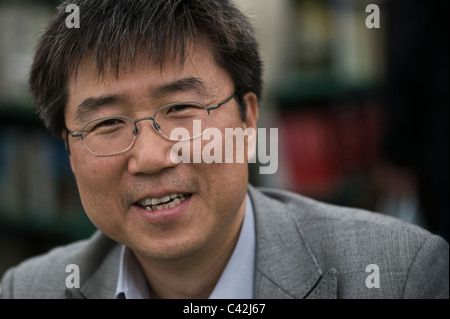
[253,0,387,210]
[0,0,96,277]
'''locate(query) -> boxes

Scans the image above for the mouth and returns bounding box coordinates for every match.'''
[135,193,192,211]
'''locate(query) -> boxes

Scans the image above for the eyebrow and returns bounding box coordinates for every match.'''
[73,77,209,122]
[74,95,125,122]
[151,77,208,98]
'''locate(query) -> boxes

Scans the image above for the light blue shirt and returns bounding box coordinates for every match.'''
[115,194,256,299]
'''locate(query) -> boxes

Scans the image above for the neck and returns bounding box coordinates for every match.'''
[135,199,247,299]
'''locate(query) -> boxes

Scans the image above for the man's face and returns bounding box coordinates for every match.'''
[64,44,258,262]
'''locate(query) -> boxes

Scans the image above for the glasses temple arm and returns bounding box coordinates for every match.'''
[206,94,235,111]
[68,131,83,137]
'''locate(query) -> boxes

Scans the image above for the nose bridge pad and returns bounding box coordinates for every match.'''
[153,121,161,133]
[132,124,139,136]
[133,117,160,136]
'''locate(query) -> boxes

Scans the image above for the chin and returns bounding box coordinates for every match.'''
[133,237,207,262]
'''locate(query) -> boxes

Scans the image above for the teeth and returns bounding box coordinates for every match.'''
[160,195,171,203]
[137,193,190,211]
[168,201,176,208]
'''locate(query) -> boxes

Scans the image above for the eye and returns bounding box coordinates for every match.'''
[87,117,128,134]
[166,104,194,114]
[94,118,123,128]
[157,103,206,125]
[164,103,205,117]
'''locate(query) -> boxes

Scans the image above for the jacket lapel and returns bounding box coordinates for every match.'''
[80,243,121,299]
[249,186,337,299]
[65,233,121,299]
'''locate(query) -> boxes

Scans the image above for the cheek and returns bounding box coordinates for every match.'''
[207,112,252,165]
[73,155,119,188]
[196,130,249,208]
[71,153,127,223]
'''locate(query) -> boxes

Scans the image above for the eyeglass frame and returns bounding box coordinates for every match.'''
[66,93,236,156]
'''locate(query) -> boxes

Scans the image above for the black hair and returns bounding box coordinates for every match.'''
[29,0,263,136]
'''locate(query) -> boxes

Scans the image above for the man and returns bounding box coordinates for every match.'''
[0,0,448,299]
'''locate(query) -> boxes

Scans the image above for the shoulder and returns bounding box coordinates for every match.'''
[251,185,437,241]
[250,185,430,236]
[0,231,117,299]
[250,186,449,298]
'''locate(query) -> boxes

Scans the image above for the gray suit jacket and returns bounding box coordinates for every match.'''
[1,186,448,298]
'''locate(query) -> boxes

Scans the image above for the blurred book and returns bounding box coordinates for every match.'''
[0,2,53,106]
[0,125,84,229]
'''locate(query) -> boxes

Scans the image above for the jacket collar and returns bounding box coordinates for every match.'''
[65,233,121,299]
[248,186,337,299]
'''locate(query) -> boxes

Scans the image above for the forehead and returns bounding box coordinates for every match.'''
[69,42,221,92]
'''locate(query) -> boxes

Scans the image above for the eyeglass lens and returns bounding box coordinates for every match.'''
[81,102,210,155]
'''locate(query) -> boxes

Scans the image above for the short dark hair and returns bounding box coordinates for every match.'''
[29,0,263,136]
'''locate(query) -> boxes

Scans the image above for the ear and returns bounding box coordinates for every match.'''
[242,92,259,162]
[61,129,76,174]
[61,129,70,152]
[242,92,259,131]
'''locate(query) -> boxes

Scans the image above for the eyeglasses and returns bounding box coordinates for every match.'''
[67,93,235,156]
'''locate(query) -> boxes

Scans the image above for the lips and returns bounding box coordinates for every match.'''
[136,193,192,211]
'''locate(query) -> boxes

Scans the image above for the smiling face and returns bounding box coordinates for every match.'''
[64,43,258,263]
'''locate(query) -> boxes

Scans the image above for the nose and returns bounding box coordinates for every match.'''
[127,120,178,175]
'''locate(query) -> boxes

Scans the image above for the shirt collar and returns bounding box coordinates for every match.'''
[115,194,256,299]
[208,194,255,298]
[115,245,150,299]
